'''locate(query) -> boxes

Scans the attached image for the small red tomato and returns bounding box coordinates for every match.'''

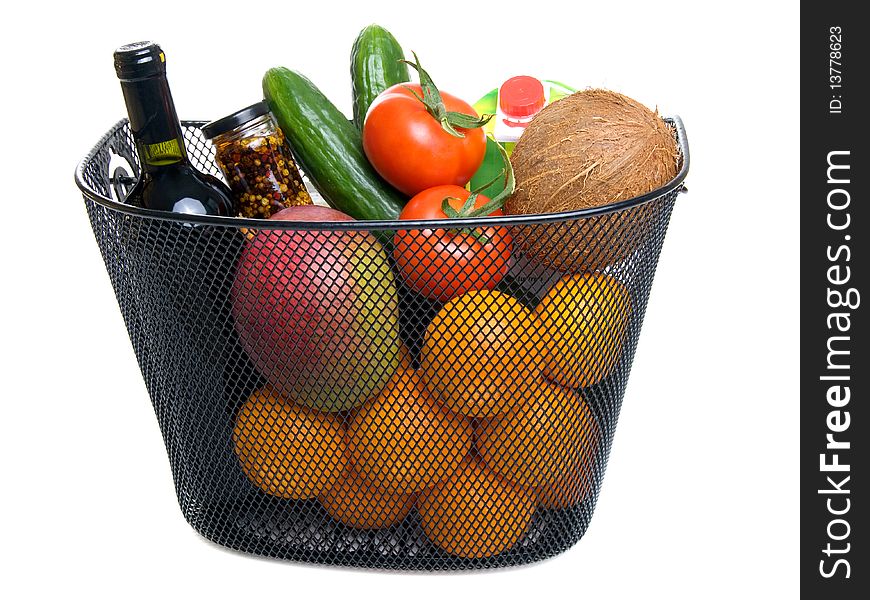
[394,185,512,302]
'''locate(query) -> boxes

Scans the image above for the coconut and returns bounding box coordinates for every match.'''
[505,89,679,272]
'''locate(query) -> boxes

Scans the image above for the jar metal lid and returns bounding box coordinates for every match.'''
[202,101,270,139]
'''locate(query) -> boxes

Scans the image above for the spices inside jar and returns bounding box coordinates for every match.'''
[203,102,311,218]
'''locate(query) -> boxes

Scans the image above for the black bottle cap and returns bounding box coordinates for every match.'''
[114,41,167,80]
[201,102,270,139]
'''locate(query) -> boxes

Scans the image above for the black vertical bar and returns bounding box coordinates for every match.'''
[801,5,867,597]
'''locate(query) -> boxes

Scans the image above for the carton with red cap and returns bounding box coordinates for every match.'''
[472,77,574,149]
[493,75,548,143]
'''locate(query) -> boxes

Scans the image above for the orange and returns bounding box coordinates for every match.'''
[535,273,631,388]
[421,289,542,418]
[319,464,416,529]
[348,369,472,493]
[536,471,593,510]
[398,342,415,369]
[535,439,600,510]
[232,388,347,499]
[418,459,537,559]
[478,380,598,491]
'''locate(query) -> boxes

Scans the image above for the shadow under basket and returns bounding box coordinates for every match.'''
[75,118,689,570]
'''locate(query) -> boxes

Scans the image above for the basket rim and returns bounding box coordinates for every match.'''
[75,116,689,231]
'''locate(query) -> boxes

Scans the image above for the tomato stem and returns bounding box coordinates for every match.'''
[440,192,503,246]
[471,168,507,196]
[460,228,492,245]
[401,52,493,138]
[486,137,516,208]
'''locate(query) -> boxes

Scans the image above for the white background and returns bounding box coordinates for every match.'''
[1,1,799,598]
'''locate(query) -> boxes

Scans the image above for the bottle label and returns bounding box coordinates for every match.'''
[142,138,184,166]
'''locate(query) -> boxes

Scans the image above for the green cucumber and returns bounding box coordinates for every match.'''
[351,24,409,130]
[263,67,405,222]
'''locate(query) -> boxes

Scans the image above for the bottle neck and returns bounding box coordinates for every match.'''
[120,74,189,174]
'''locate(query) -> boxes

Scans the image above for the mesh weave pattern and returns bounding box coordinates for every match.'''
[78,121,683,570]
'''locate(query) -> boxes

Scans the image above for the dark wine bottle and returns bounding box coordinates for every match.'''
[113,41,237,216]
[112,44,249,503]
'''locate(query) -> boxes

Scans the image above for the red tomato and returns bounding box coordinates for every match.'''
[393,185,512,302]
[364,84,487,196]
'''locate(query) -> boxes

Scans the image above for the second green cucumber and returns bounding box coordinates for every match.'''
[263,67,405,222]
[350,24,409,130]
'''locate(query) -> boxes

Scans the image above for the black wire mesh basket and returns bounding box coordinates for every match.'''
[75,117,689,570]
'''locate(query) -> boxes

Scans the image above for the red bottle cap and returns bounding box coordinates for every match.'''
[499,76,545,118]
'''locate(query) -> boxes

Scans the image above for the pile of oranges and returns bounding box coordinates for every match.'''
[232,272,630,559]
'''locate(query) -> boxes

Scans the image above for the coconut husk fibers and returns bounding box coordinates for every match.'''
[506,89,679,272]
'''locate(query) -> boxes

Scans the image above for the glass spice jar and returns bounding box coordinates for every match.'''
[202,102,311,218]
